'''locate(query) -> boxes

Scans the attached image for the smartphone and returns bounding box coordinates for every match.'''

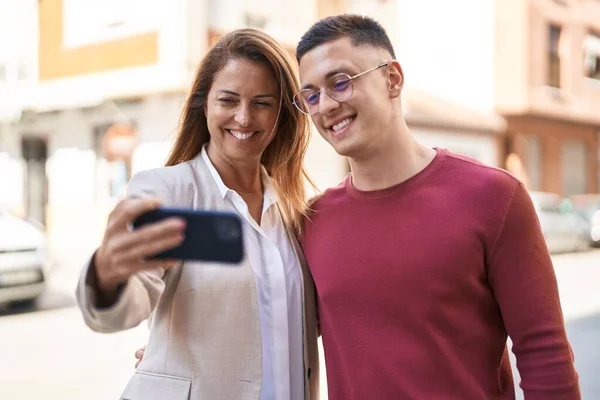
[132,207,244,264]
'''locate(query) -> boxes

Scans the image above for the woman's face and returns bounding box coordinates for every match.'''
[205,58,280,165]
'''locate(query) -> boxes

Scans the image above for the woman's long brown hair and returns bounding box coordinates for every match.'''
[165,29,314,233]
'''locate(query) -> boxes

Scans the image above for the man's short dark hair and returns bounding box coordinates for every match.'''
[296,14,396,62]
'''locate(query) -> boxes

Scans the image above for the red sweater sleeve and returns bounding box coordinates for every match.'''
[487,182,580,399]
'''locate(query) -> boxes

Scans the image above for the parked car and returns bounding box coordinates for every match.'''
[569,194,600,247]
[0,207,49,306]
[528,191,590,254]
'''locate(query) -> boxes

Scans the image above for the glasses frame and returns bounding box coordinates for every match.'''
[293,62,389,115]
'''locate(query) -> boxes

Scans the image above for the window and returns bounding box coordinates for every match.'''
[244,13,268,30]
[242,0,272,30]
[584,31,600,81]
[525,135,543,191]
[562,140,586,195]
[318,0,345,18]
[93,123,136,199]
[62,0,160,49]
[17,60,29,80]
[597,130,600,192]
[1,1,38,83]
[548,25,562,88]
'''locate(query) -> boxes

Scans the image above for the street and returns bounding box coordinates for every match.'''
[510,249,600,399]
[1,250,599,399]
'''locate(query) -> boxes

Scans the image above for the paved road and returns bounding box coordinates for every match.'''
[555,249,600,398]
[510,249,600,399]
[1,250,599,399]
[566,312,600,397]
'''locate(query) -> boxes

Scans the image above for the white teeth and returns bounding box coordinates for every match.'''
[230,130,256,140]
[332,118,353,132]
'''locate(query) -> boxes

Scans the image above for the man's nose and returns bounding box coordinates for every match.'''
[318,90,341,115]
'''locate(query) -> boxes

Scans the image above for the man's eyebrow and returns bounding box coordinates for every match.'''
[325,69,350,79]
[301,68,352,90]
[216,90,276,99]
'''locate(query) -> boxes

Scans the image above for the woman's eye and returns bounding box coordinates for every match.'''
[255,101,273,107]
[218,98,236,104]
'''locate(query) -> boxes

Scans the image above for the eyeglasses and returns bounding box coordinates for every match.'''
[293,62,389,115]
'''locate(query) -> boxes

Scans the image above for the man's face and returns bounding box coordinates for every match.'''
[298,37,399,158]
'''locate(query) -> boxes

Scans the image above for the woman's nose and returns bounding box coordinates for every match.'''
[234,105,253,127]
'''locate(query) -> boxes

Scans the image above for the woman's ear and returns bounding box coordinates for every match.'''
[387,60,404,99]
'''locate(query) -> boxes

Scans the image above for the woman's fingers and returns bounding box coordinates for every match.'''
[95,197,185,289]
[107,197,162,234]
[127,233,186,263]
[113,218,186,261]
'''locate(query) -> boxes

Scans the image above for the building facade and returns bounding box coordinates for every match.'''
[0,0,208,256]
[314,0,506,176]
[4,0,596,259]
[332,0,600,196]
[0,0,322,255]
[495,0,600,195]
[0,0,512,227]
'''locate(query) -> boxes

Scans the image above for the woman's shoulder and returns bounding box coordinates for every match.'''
[130,161,193,188]
[127,158,215,207]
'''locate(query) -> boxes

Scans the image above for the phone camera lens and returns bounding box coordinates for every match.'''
[214,218,241,241]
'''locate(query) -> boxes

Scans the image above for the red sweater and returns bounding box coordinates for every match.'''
[302,149,580,400]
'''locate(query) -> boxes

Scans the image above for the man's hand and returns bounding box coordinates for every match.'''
[134,345,146,368]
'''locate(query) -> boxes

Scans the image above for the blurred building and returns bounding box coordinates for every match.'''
[0,0,598,245]
[0,0,40,219]
[322,0,508,173]
[495,0,600,195]
[0,0,320,248]
[333,0,600,196]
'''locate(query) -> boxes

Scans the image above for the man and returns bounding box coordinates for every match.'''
[295,14,580,400]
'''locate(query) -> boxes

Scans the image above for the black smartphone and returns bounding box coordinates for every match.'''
[132,207,244,264]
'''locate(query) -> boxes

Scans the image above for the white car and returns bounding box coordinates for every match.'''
[529,191,590,254]
[592,210,600,244]
[570,194,600,247]
[0,208,49,306]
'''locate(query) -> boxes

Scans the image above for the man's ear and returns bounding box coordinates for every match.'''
[387,60,404,99]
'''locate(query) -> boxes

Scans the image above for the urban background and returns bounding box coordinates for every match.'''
[0,0,599,399]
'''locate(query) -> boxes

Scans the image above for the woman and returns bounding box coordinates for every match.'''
[75,29,319,400]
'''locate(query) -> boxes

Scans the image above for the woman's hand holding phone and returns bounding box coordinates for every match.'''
[93,197,186,298]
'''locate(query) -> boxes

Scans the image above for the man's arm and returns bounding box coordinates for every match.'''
[487,182,580,400]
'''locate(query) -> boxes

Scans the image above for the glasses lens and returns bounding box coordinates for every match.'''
[293,93,310,114]
[330,76,352,102]
[295,90,321,115]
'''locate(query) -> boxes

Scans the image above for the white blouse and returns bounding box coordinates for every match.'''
[201,146,304,400]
